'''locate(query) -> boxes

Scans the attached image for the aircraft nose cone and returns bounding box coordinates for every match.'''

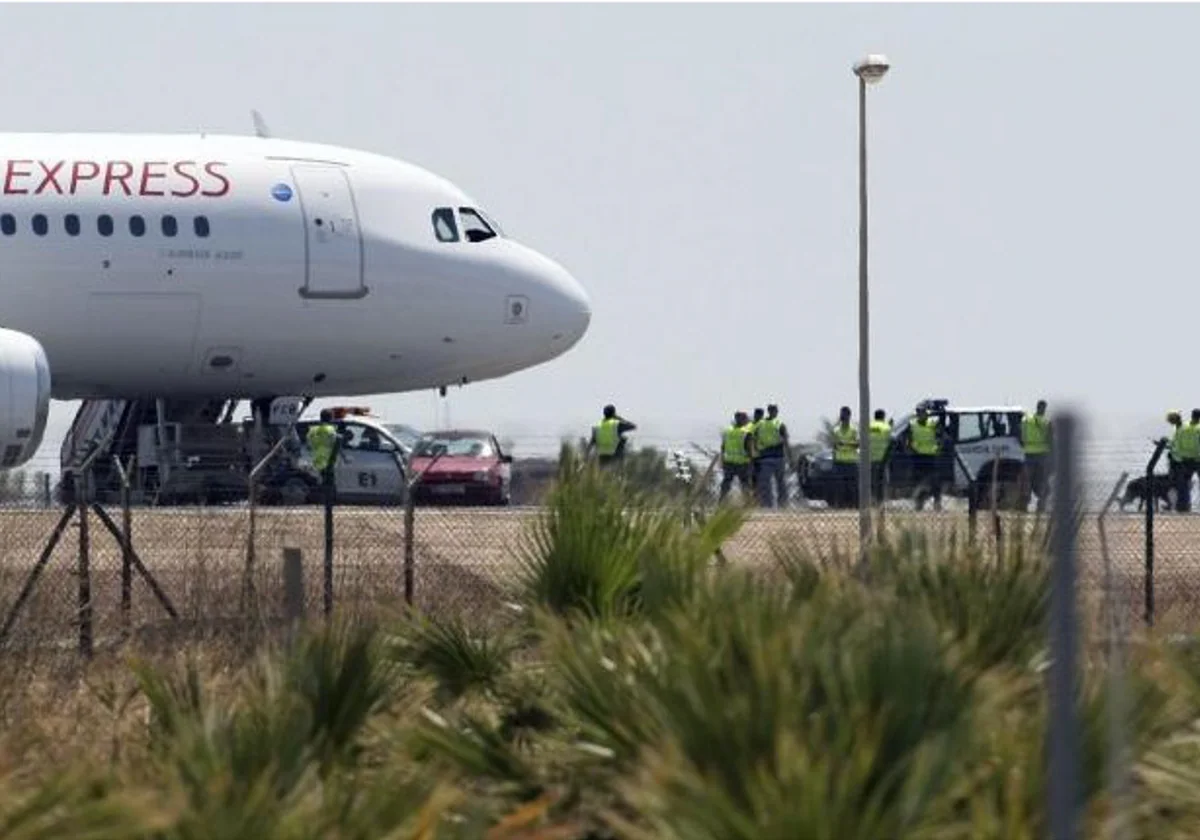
[551,265,591,346]
[524,249,590,349]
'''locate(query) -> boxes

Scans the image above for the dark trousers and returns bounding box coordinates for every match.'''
[720,463,753,501]
[1176,458,1200,512]
[1025,454,1050,513]
[871,462,887,504]
[913,455,943,511]
[833,461,857,507]
[755,456,787,508]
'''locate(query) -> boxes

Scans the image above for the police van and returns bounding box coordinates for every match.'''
[259,406,412,506]
[799,398,1032,509]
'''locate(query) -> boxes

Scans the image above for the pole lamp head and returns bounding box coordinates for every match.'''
[854,54,890,85]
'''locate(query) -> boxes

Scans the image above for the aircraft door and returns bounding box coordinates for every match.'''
[291,164,367,299]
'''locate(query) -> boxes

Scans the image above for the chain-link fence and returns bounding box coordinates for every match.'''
[1,436,1199,656]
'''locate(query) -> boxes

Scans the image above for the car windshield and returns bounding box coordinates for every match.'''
[413,435,494,458]
[383,424,421,449]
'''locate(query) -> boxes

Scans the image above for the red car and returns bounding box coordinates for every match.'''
[409,429,513,506]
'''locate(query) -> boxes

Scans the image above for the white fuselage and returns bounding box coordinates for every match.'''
[0,133,591,400]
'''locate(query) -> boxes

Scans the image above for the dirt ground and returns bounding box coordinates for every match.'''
[0,505,1193,647]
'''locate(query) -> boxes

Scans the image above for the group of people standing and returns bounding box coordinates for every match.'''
[823,399,1054,512]
[717,405,792,507]
[586,403,794,506]
[587,398,1056,512]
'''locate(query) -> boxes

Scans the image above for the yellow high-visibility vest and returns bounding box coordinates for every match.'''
[911,419,939,456]
[869,420,891,463]
[307,423,337,471]
[756,417,783,450]
[1176,422,1200,461]
[833,424,858,464]
[1021,414,1051,455]
[593,418,621,456]
[723,424,751,466]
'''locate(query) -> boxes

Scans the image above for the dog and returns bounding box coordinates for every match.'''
[1119,473,1174,512]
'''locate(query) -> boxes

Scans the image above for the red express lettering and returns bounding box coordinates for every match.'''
[70,161,100,193]
[103,161,134,196]
[35,161,65,194]
[0,159,232,197]
[201,162,230,197]
[170,161,200,197]
[139,161,168,196]
[4,160,32,194]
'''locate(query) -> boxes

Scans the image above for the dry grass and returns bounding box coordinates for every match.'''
[0,475,1191,837]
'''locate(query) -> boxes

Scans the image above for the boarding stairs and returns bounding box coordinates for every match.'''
[59,398,236,504]
[60,399,129,475]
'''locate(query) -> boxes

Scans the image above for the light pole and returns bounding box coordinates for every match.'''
[853,53,889,554]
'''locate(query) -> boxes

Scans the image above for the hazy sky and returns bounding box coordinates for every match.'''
[7,2,1197,469]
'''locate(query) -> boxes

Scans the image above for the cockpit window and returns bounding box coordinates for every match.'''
[432,207,459,242]
[458,208,497,243]
[477,208,504,237]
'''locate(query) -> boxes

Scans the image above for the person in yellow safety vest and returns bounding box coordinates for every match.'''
[306,409,341,502]
[754,403,790,508]
[868,409,892,504]
[748,407,766,496]
[587,404,637,468]
[719,410,756,502]
[831,405,859,508]
[1163,410,1183,504]
[1020,399,1053,514]
[1173,409,1200,512]
[906,405,944,511]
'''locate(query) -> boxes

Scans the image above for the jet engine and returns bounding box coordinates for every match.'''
[0,328,51,469]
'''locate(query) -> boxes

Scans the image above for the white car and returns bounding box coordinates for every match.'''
[263,414,411,506]
[802,398,1033,509]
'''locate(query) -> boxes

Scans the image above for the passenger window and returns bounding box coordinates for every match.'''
[956,414,985,443]
[97,215,113,237]
[31,214,47,236]
[193,216,210,238]
[432,207,459,242]
[162,215,178,237]
[1,214,15,236]
[129,215,146,237]
[984,412,1009,438]
[458,207,497,243]
[64,214,80,236]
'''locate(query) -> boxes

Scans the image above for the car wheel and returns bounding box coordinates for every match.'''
[976,465,1027,512]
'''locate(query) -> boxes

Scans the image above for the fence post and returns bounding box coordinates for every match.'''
[243,423,298,618]
[1098,471,1131,840]
[402,450,445,607]
[954,449,978,543]
[1047,410,1081,840]
[403,491,416,607]
[76,469,93,660]
[1144,438,1167,627]
[990,452,1003,558]
[323,476,334,619]
[112,456,135,642]
[282,547,304,642]
[41,473,51,508]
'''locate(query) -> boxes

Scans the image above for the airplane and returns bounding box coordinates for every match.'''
[0,129,592,473]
